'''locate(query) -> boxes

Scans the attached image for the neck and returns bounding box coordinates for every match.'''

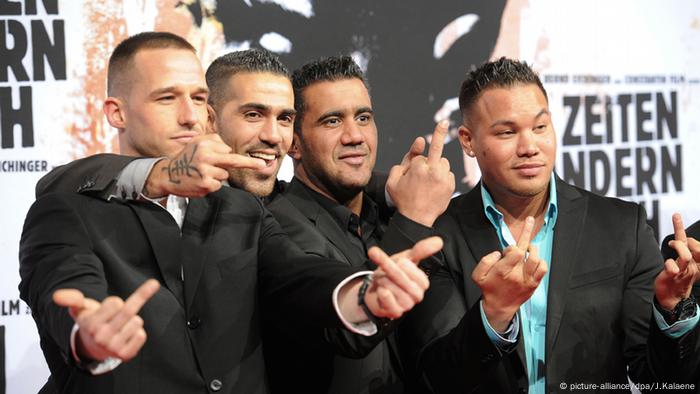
[294,165,364,216]
[118,136,142,157]
[485,181,550,228]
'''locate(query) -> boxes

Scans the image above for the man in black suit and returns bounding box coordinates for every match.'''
[260,56,455,393]
[399,58,700,393]
[19,32,440,394]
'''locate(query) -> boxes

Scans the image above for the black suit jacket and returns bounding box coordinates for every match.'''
[21,185,364,393]
[399,177,700,393]
[263,178,434,394]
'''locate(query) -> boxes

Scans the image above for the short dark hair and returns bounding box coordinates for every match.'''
[107,31,195,96]
[206,48,289,111]
[291,55,368,133]
[458,57,547,122]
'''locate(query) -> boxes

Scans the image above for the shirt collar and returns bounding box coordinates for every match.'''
[480,172,558,231]
[297,180,379,235]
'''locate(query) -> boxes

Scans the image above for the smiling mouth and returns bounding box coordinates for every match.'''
[248,152,278,166]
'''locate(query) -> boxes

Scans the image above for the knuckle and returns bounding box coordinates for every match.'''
[103,296,123,308]
[132,315,144,327]
[94,328,112,346]
[116,348,133,361]
[414,291,424,303]
[135,329,147,342]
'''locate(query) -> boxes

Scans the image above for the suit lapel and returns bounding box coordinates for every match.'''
[452,184,527,375]
[285,179,361,265]
[129,201,185,304]
[455,188,502,269]
[545,178,587,362]
[181,196,221,311]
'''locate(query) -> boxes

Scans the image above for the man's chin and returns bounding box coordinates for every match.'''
[508,182,549,199]
[235,178,276,197]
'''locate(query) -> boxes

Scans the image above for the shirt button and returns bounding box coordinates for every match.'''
[187,316,201,329]
[209,379,222,392]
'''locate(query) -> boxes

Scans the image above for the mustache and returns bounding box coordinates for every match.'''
[337,144,369,157]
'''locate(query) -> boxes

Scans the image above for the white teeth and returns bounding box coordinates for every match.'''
[249,152,276,161]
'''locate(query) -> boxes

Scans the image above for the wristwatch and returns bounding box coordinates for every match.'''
[655,294,697,324]
[358,274,392,329]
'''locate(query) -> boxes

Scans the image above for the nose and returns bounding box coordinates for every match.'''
[517,129,540,157]
[178,97,199,129]
[259,118,284,146]
[340,121,365,146]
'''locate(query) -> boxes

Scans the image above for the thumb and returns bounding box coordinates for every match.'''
[403,236,444,263]
[400,137,426,167]
[53,289,86,320]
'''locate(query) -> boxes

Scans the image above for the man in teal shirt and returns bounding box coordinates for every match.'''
[399,58,700,393]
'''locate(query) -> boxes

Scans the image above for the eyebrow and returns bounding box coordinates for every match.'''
[317,107,374,123]
[150,85,209,97]
[489,108,550,128]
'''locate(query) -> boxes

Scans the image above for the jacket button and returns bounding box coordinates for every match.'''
[209,379,222,392]
[77,180,95,192]
[187,316,201,329]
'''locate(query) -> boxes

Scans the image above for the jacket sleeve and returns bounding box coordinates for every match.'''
[626,205,700,387]
[36,154,139,199]
[18,194,110,363]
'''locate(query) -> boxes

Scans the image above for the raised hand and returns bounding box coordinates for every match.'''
[144,134,265,198]
[386,121,455,227]
[472,217,548,332]
[339,236,443,322]
[655,213,700,310]
[53,279,160,362]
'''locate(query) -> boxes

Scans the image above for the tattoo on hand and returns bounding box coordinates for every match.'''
[162,145,202,184]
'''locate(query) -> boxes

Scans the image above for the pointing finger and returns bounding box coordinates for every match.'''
[218,153,266,170]
[516,216,535,251]
[122,279,160,317]
[392,236,444,264]
[427,120,449,165]
[669,239,692,272]
[368,247,424,298]
[672,213,687,243]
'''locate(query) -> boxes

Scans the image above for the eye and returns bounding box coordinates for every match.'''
[192,94,207,104]
[357,113,372,125]
[244,111,262,120]
[279,114,294,123]
[534,124,548,132]
[323,117,341,127]
[496,129,515,137]
[157,95,175,102]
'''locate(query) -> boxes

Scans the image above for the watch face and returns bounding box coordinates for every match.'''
[676,296,698,321]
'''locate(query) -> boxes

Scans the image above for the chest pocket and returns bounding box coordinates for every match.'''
[569,265,621,289]
[216,248,258,279]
